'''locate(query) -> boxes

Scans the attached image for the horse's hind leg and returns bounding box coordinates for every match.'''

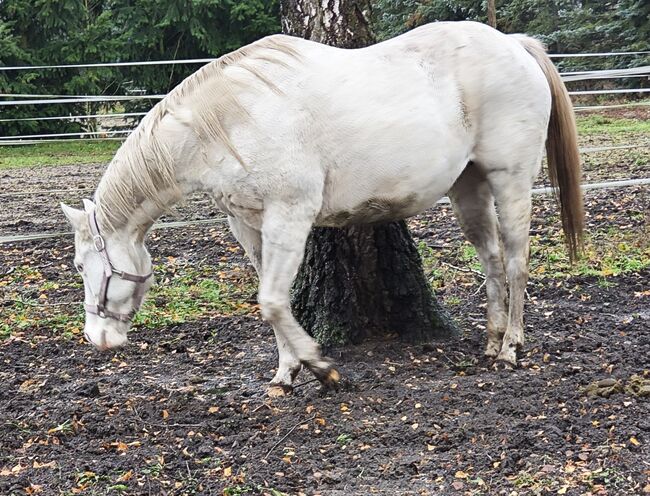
[449,163,508,358]
[228,216,301,394]
[485,164,538,366]
[257,203,339,387]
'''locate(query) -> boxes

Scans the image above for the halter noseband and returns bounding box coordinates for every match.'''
[83,210,153,323]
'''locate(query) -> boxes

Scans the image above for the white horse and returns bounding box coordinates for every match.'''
[61,21,583,395]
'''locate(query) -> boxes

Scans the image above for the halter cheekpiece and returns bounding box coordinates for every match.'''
[83,210,152,322]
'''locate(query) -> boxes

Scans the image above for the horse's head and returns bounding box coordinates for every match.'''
[60,199,154,350]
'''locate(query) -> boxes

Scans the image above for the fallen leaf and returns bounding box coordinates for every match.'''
[630,436,641,446]
[455,470,469,479]
[116,441,128,452]
[118,469,133,481]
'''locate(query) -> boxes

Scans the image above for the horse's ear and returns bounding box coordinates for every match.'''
[82,198,96,213]
[61,203,85,230]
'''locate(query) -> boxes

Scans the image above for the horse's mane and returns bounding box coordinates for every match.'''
[95,35,300,231]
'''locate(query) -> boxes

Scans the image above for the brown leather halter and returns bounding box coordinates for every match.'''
[83,210,153,323]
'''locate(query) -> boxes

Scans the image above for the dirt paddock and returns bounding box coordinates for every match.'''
[0,157,648,495]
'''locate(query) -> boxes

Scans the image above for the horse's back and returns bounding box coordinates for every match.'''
[219,22,552,226]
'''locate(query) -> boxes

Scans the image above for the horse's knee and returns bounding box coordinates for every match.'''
[259,296,287,323]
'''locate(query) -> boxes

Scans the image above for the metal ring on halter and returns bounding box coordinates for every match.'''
[83,210,153,323]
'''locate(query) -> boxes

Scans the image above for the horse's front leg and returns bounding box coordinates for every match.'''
[227,216,301,395]
[257,203,340,389]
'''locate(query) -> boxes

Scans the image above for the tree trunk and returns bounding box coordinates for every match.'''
[281,0,458,346]
[487,0,497,28]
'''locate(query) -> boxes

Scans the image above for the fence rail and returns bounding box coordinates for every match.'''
[1,51,648,145]
[1,178,649,245]
[1,50,648,72]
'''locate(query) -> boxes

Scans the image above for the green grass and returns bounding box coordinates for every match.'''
[575,114,650,135]
[0,262,257,341]
[0,140,120,169]
[418,226,650,290]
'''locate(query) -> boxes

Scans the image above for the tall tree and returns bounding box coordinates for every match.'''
[281,0,458,347]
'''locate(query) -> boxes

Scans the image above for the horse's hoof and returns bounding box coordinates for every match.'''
[267,384,293,397]
[305,360,341,389]
[492,359,515,371]
[484,346,500,359]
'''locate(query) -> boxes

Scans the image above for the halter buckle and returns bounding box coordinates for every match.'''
[93,234,106,252]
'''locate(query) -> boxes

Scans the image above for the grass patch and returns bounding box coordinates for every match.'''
[0,261,257,341]
[418,226,649,290]
[576,114,650,135]
[0,140,120,169]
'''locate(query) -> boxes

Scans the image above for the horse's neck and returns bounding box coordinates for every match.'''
[95,116,194,235]
[95,163,183,237]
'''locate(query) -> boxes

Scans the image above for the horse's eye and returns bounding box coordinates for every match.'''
[75,264,84,273]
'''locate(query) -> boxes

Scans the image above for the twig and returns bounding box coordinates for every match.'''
[252,403,272,413]
[472,279,487,296]
[0,299,77,307]
[264,414,317,459]
[441,261,485,278]
[291,378,319,389]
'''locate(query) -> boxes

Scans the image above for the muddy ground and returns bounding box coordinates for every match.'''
[0,151,649,496]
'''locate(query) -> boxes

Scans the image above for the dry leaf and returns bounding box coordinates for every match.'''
[208,406,219,414]
[118,469,133,481]
[455,470,469,479]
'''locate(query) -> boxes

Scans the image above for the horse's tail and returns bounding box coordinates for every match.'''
[513,35,584,261]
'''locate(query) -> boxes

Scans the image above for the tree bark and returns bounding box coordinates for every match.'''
[487,0,497,28]
[282,0,458,346]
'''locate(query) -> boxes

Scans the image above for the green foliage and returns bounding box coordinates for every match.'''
[1,0,280,135]
[373,0,650,73]
[3,0,648,137]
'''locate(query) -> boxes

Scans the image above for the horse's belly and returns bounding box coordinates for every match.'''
[316,157,466,227]
[317,193,437,226]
